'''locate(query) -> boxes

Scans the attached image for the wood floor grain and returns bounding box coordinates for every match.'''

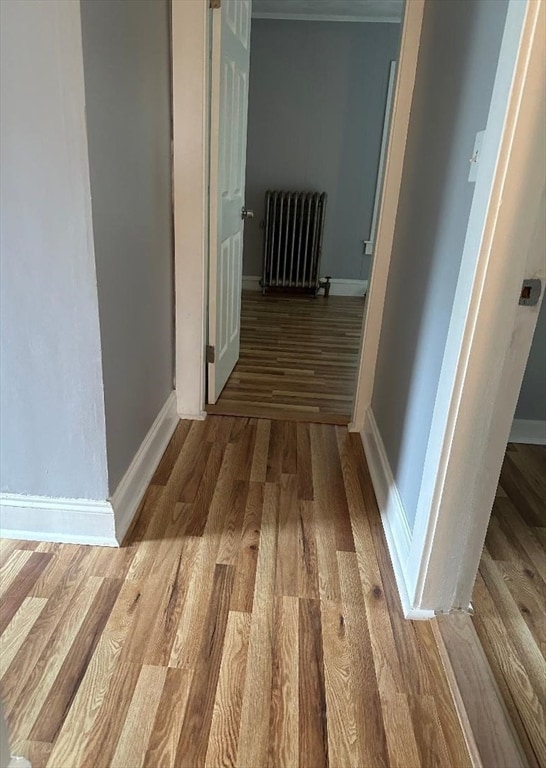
[207,292,365,423]
[1,416,472,767]
[433,613,529,768]
[472,442,546,768]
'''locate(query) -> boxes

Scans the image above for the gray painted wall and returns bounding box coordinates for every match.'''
[243,19,400,280]
[515,299,546,421]
[371,0,508,529]
[1,703,10,768]
[81,0,174,493]
[0,0,109,500]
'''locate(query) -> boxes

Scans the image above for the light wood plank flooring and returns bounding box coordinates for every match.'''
[473,442,546,768]
[0,416,472,768]
[207,292,365,424]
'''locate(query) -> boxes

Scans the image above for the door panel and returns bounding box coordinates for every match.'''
[208,0,251,403]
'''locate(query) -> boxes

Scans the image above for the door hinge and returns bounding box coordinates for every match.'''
[210,0,221,9]
[206,344,215,364]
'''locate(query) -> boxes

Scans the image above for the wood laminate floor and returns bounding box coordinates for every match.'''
[207,292,365,424]
[0,416,472,768]
[473,442,546,768]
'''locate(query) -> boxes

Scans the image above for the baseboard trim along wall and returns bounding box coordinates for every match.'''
[241,275,368,297]
[176,409,207,421]
[111,390,179,543]
[0,391,179,547]
[361,407,435,620]
[0,494,117,547]
[509,418,546,445]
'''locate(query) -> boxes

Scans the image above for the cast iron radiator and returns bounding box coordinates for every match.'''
[261,190,327,294]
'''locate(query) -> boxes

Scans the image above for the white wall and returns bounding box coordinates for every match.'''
[0,0,109,501]
[80,0,175,493]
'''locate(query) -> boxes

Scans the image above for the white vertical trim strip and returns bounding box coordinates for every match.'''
[365,60,397,256]
[172,0,209,420]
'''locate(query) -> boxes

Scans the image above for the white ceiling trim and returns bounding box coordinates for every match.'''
[251,12,401,22]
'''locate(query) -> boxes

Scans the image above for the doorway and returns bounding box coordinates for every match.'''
[206,0,402,422]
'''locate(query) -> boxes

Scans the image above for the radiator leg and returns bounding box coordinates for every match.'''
[319,275,331,298]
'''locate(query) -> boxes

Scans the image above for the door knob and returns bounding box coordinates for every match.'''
[241,206,254,220]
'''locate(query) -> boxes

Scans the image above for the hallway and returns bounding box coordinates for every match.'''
[207,293,365,424]
[0,416,470,768]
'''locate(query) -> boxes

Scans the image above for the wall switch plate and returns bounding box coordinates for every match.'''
[468,130,485,183]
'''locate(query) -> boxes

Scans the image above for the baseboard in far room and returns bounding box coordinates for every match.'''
[361,407,435,620]
[0,494,117,547]
[0,391,180,548]
[509,418,546,445]
[111,390,179,544]
[241,275,368,297]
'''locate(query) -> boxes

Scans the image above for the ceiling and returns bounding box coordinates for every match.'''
[251,0,404,23]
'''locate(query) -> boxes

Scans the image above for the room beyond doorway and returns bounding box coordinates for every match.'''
[205,1,402,413]
[206,291,365,424]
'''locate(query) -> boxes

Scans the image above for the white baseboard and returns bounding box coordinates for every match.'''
[0,494,117,547]
[242,275,368,297]
[111,391,179,543]
[327,278,369,297]
[241,275,263,292]
[509,418,546,445]
[176,410,207,421]
[0,391,179,548]
[361,408,435,620]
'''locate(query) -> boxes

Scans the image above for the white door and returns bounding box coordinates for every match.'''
[208,0,252,404]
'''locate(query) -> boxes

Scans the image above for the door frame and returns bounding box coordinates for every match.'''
[171,0,425,422]
[172,0,209,420]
